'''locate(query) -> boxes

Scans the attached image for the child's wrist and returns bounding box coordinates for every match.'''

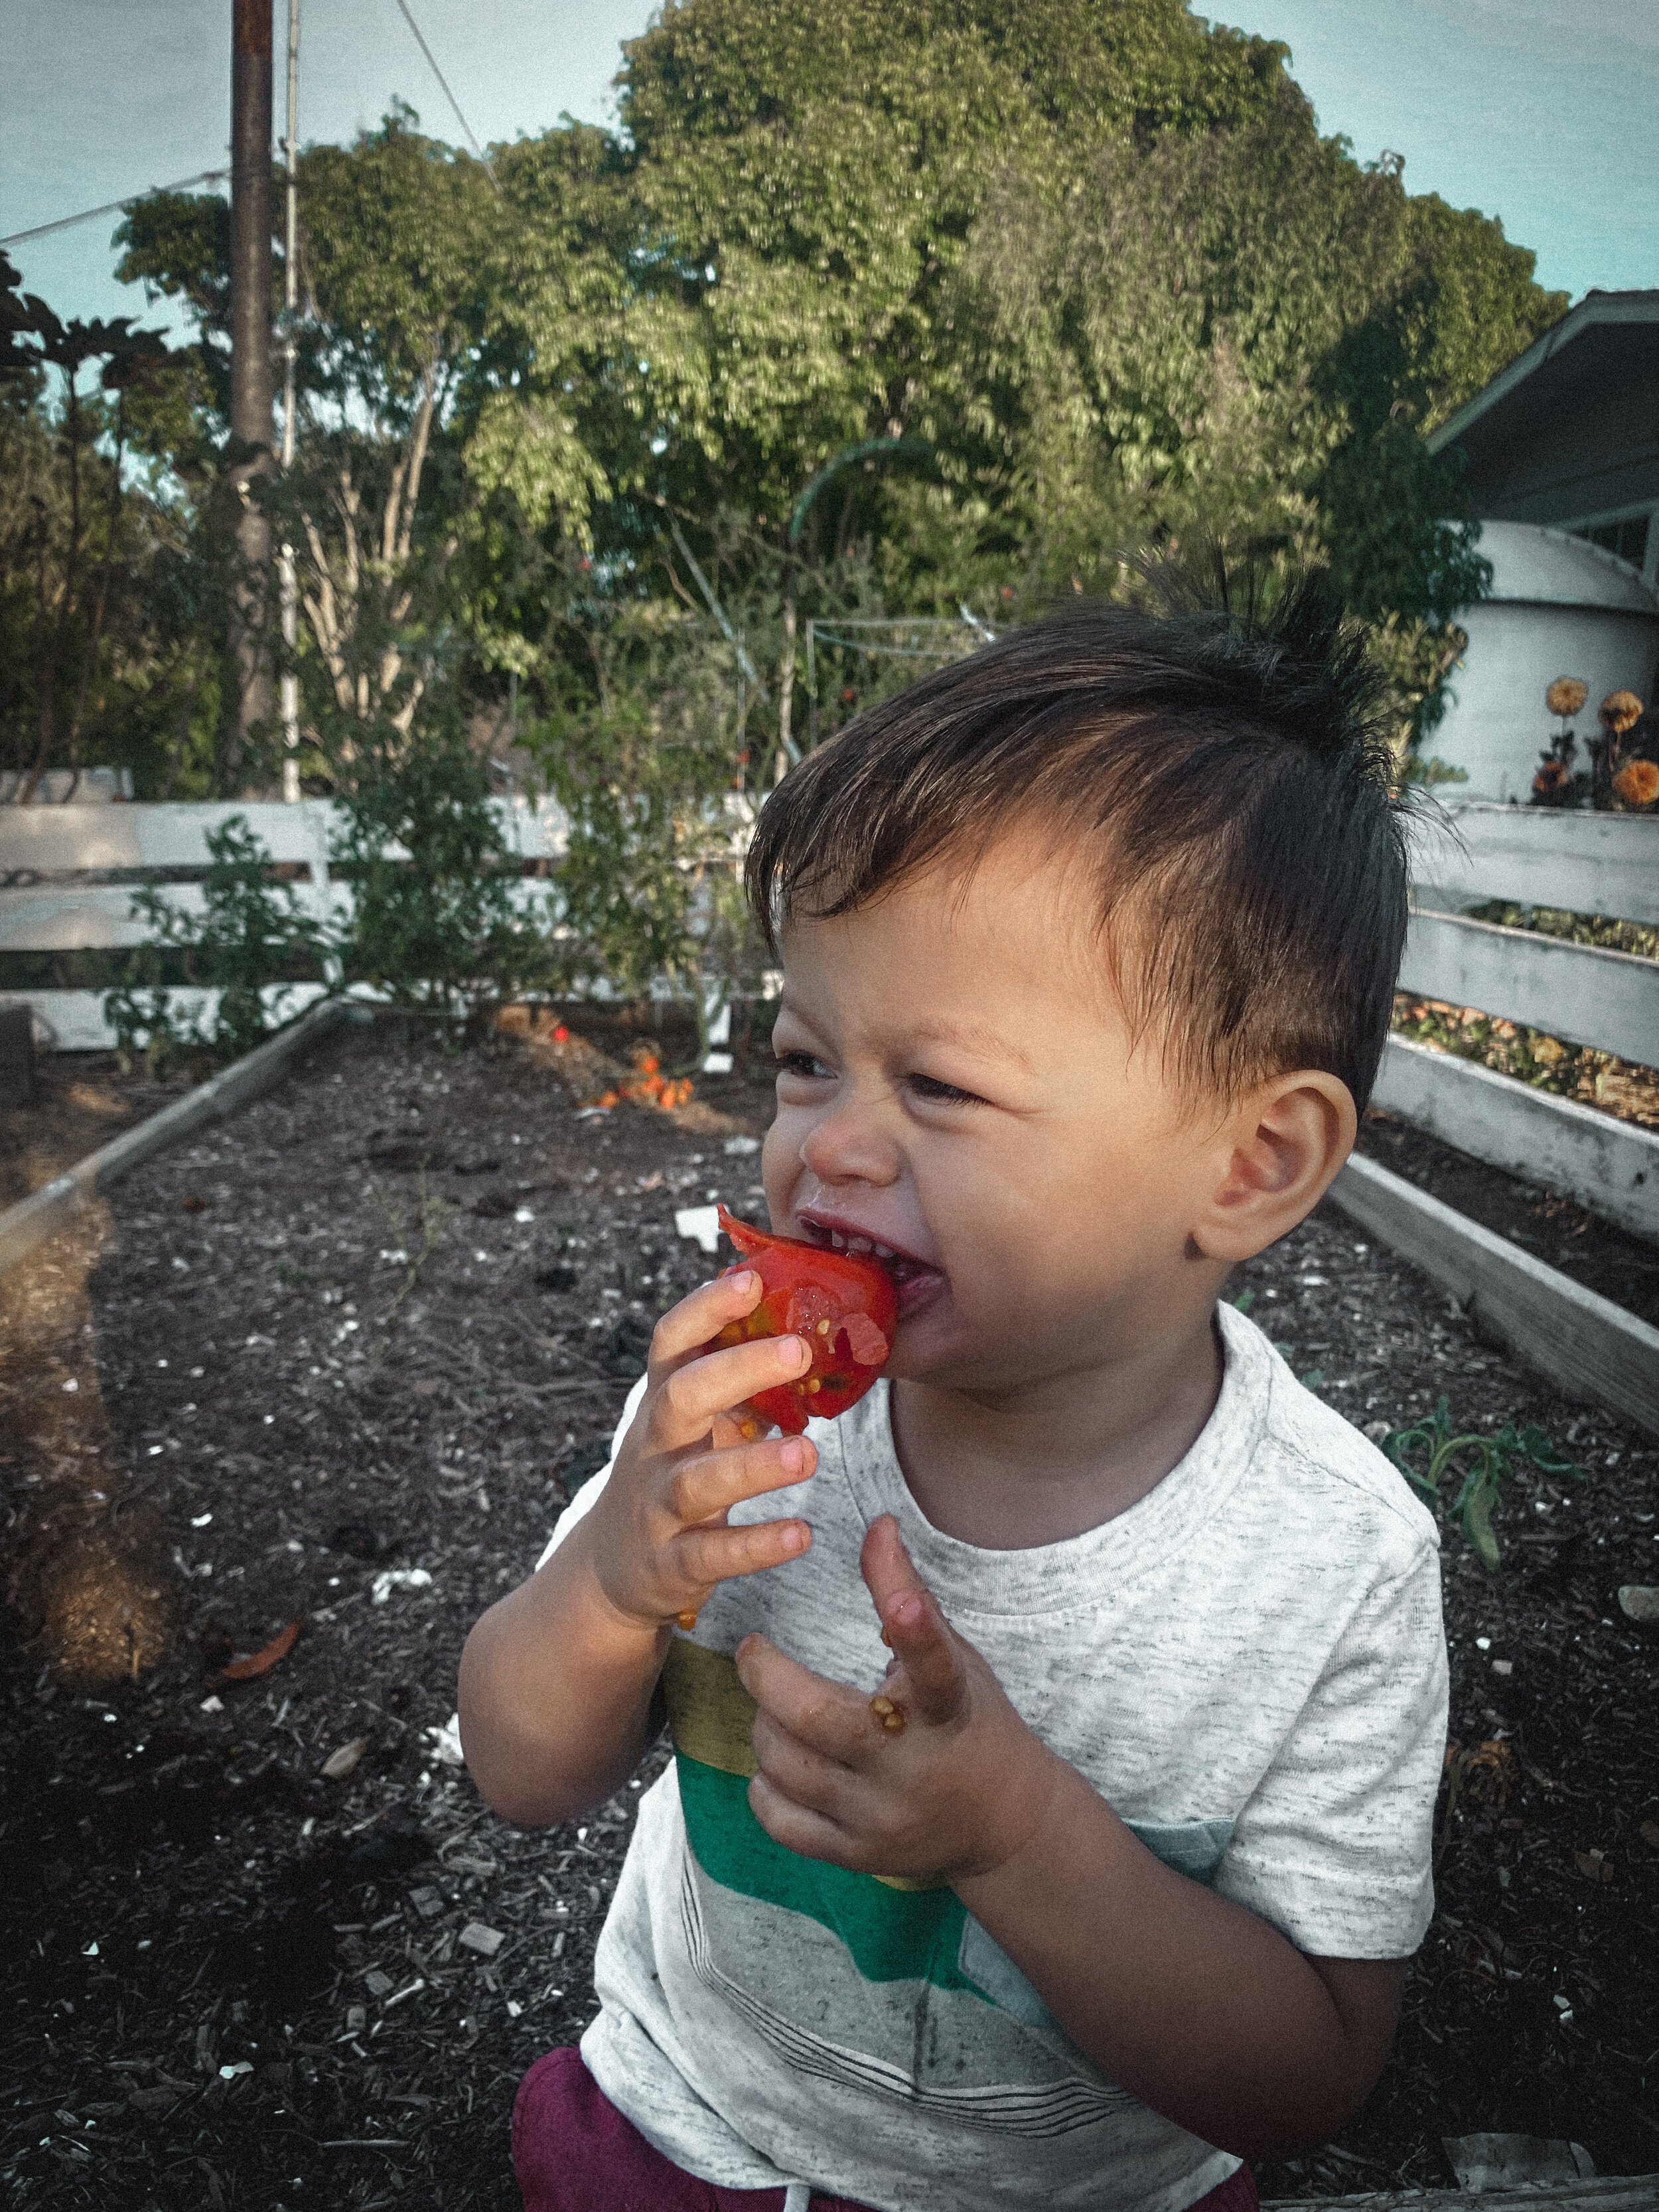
[949,1735,1069,1889]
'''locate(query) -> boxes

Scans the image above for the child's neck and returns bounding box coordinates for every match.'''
[889,1306,1225,1550]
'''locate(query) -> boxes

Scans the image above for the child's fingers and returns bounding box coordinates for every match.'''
[672,1513,812,1594]
[861,1515,963,1726]
[666,1432,817,1530]
[735,1633,872,1762]
[859,1513,925,1616]
[747,1772,861,1870]
[649,1330,812,1451]
[648,1270,762,1364]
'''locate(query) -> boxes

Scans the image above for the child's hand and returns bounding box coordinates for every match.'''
[735,1514,1061,1884]
[582,1269,820,1633]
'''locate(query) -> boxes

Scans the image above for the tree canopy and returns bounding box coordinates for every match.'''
[5,0,1567,822]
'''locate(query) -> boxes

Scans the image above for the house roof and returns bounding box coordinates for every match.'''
[1475,522,1659,614]
[1426,290,1659,457]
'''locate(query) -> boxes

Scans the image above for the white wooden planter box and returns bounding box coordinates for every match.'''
[1371,1035,1659,1243]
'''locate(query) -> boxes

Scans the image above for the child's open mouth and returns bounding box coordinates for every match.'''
[796,1211,945,1318]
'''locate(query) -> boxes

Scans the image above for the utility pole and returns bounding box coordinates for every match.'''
[279,0,301,801]
[228,0,274,782]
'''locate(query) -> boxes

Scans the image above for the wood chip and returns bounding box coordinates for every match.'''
[457,1922,504,1957]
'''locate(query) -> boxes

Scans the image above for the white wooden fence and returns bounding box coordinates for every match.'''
[0,798,566,1050]
[3,796,1655,1240]
[1380,802,1659,1240]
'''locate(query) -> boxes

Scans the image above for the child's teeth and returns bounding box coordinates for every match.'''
[847,1236,873,1254]
[873,1243,894,1259]
[830,1231,846,1249]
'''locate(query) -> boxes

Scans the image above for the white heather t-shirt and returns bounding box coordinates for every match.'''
[532,1303,1448,2212]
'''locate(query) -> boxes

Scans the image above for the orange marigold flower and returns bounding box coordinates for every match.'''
[1599,690,1643,735]
[1613,757,1659,808]
[1545,676,1587,719]
[1532,759,1569,795]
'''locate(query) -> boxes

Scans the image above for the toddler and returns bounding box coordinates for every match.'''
[460,588,1449,2212]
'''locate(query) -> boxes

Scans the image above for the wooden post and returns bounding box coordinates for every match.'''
[228,0,275,784]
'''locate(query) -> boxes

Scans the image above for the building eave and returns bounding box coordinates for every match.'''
[1425,290,1659,457]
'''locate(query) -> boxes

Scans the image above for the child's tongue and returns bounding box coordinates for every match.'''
[880,1250,946,1317]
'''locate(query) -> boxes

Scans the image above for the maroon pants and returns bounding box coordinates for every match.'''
[513,2046,1261,2212]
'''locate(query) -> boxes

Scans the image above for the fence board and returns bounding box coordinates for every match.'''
[0,795,566,877]
[1400,909,1659,1066]
[1326,1154,1659,1439]
[0,984,330,1053]
[1370,1035,1659,1242]
[1409,803,1659,927]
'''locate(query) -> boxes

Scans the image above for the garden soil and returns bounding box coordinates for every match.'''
[2,1016,1656,2209]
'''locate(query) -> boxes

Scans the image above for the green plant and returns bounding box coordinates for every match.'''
[329,725,553,1023]
[1382,1396,1577,1570]
[102,814,329,1067]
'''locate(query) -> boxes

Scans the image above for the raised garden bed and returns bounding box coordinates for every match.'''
[0,1051,196,1213]
[1,1017,1656,2208]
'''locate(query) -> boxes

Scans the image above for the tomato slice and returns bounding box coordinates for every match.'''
[713,1205,897,1436]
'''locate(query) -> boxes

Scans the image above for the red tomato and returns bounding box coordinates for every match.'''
[713,1205,897,1436]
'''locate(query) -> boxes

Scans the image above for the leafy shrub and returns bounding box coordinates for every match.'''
[330,727,553,1024]
[103,815,329,1071]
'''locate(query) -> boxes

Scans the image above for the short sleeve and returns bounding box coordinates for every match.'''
[532,1374,649,1573]
[1214,1541,1448,1959]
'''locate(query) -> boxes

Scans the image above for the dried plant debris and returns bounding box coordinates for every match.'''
[1,1011,1656,2207]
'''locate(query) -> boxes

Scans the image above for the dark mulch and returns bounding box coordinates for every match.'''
[1358,1106,1659,1330]
[1,1016,1655,2208]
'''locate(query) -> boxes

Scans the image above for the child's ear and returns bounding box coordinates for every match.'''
[1192,1070,1358,1264]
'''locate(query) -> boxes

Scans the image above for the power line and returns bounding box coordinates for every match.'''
[392,0,501,193]
[1,168,231,251]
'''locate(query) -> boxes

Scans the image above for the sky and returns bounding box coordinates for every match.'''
[5,0,1656,339]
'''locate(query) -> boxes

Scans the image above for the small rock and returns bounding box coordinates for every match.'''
[370,1567,433,1604]
[458,1922,504,1958]
[364,1970,395,1998]
[1617,1585,1659,1622]
[425,1715,466,1767]
[321,1737,369,1781]
[675,1204,721,1254]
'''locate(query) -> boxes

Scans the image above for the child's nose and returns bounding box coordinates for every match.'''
[799,1105,899,1189]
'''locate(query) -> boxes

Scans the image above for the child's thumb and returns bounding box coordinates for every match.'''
[861,1514,961,1723]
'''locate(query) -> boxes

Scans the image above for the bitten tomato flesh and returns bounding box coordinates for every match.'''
[713,1205,897,1436]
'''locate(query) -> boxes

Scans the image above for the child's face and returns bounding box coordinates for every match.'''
[762,832,1234,1396]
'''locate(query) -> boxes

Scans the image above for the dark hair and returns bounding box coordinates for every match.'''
[746,580,1412,1110]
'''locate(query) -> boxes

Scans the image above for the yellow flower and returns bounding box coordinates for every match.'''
[1599,690,1643,735]
[1545,676,1587,719]
[1613,757,1659,808]
[1533,1035,1566,1067]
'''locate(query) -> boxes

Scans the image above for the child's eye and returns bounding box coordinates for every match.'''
[774,1049,833,1082]
[907,1072,980,1106]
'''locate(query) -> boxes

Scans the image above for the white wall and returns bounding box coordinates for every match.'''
[1431,598,1659,801]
